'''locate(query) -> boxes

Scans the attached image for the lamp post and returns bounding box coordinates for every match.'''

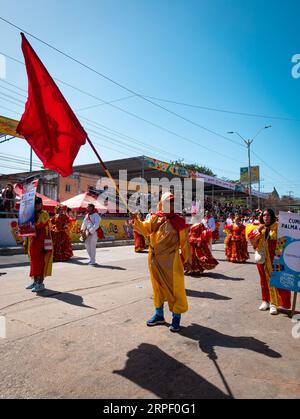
[227,125,271,211]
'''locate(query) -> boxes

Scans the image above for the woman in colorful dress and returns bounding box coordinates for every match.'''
[185,223,218,276]
[224,214,249,263]
[133,192,191,332]
[51,205,73,262]
[248,209,291,315]
[25,196,53,293]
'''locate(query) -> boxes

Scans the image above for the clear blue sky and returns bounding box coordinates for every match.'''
[0,0,299,197]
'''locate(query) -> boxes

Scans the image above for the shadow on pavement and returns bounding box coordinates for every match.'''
[38,289,95,309]
[1,262,30,269]
[0,272,7,276]
[67,259,126,270]
[186,289,231,301]
[113,343,231,399]
[179,324,282,359]
[217,259,256,265]
[205,272,245,281]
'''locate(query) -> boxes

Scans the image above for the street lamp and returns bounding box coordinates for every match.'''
[227,125,271,210]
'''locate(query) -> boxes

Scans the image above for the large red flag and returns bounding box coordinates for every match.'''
[17,33,87,177]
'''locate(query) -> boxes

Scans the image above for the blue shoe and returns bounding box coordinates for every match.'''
[32,283,45,293]
[146,314,165,327]
[169,316,181,333]
[26,282,36,290]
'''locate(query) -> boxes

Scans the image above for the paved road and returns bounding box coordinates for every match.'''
[0,244,299,399]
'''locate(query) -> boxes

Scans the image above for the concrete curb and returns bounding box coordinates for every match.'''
[0,240,135,256]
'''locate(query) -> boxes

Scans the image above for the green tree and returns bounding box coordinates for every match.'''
[170,159,215,177]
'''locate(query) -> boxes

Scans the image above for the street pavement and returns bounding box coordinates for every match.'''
[0,244,299,399]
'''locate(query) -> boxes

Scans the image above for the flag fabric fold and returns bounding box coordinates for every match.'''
[17,33,87,177]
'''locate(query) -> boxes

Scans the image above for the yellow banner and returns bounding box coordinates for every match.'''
[69,218,133,242]
[240,166,260,184]
[0,115,23,138]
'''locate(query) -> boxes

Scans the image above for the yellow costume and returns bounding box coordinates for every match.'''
[134,194,190,314]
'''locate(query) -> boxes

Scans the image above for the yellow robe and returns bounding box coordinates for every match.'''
[134,215,191,314]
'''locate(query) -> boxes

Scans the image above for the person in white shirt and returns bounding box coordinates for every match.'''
[226,213,234,226]
[81,204,101,266]
[202,210,216,250]
[202,210,216,232]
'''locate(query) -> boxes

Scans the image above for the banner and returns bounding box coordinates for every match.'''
[0,115,23,138]
[144,157,266,198]
[69,218,133,242]
[18,179,38,237]
[270,212,300,292]
[240,166,260,184]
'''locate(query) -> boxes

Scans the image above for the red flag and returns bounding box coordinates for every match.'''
[17,33,87,177]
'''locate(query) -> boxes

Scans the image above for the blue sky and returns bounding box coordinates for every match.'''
[0,0,299,197]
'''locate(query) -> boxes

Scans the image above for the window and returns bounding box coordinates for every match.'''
[65,184,71,193]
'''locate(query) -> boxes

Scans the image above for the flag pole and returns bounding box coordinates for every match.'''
[86,137,131,214]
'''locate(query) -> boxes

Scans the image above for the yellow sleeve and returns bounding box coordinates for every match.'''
[179,228,191,264]
[134,217,152,237]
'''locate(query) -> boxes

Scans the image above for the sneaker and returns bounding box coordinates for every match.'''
[169,316,181,333]
[32,283,45,293]
[26,282,36,290]
[146,314,165,327]
[259,301,270,311]
[270,305,278,315]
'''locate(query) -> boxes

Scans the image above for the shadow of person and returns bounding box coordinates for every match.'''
[178,324,282,359]
[113,343,231,399]
[67,259,126,270]
[186,289,231,301]
[1,262,30,269]
[38,289,95,309]
[205,272,245,281]
[0,272,7,276]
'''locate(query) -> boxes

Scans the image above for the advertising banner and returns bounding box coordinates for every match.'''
[240,166,260,184]
[0,115,23,138]
[270,212,300,292]
[18,179,38,237]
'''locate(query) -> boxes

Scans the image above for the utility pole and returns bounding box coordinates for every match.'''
[227,126,271,212]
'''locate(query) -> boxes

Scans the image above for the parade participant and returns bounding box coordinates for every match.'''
[133,212,147,253]
[202,210,216,232]
[212,219,220,243]
[224,214,249,263]
[226,212,234,226]
[202,210,215,250]
[133,192,191,332]
[2,183,16,218]
[185,222,218,276]
[80,204,101,266]
[25,196,53,293]
[248,209,291,315]
[51,205,73,262]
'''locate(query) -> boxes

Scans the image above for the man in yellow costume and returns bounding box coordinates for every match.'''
[133,192,191,332]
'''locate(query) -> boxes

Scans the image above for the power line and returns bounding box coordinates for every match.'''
[0,17,247,150]
[0,51,298,191]
[0,70,245,165]
[144,95,300,123]
[0,85,297,190]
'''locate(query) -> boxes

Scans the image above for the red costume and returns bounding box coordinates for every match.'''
[185,223,218,275]
[51,214,73,262]
[224,223,249,263]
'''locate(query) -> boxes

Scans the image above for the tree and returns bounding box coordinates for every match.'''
[170,159,215,177]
